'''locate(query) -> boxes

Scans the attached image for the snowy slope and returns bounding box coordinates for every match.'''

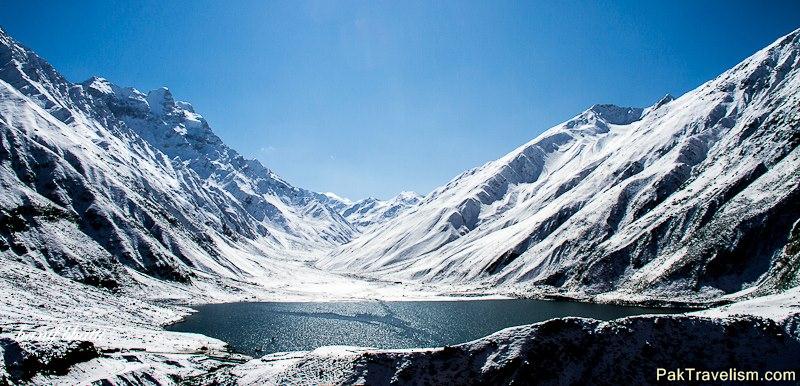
[321,28,800,303]
[318,191,354,213]
[0,26,356,290]
[341,191,422,230]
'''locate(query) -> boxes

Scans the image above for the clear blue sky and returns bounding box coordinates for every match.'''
[2,1,799,200]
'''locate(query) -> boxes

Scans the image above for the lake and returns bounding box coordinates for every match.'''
[166,299,683,357]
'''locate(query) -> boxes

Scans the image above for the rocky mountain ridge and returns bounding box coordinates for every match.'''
[0,26,357,290]
[321,28,800,305]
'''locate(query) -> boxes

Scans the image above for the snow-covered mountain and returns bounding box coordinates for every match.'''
[2,21,797,307]
[0,26,356,290]
[341,191,422,230]
[318,191,354,213]
[321,29,800,303]
[314,191,423,230]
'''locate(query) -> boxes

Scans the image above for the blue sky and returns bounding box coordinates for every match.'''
[2,1,799,200]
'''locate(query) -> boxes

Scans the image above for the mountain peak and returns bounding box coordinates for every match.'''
[323,192,353,206]
[641,94,676,116]
[586,104,644,125]
[658,93,675,104]
[395,191,422,202]
[146,87,175,115]
[81,76,117,94]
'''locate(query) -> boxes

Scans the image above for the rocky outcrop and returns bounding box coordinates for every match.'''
[200,314,800,385]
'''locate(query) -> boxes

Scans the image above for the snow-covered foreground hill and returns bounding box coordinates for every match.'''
[200,306,800,385]
[322,28,800,305]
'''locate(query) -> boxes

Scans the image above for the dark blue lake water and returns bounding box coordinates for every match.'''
[166,299,681,356]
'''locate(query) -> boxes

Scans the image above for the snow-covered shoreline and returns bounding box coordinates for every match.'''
[2,248,798,384]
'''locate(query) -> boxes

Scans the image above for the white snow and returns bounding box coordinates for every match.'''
[320,28,800,307]
[340,191,423,230]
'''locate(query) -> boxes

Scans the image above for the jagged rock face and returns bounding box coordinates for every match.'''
[322,29,800,302]
[0,27,356,288]
[0,338,99,384]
